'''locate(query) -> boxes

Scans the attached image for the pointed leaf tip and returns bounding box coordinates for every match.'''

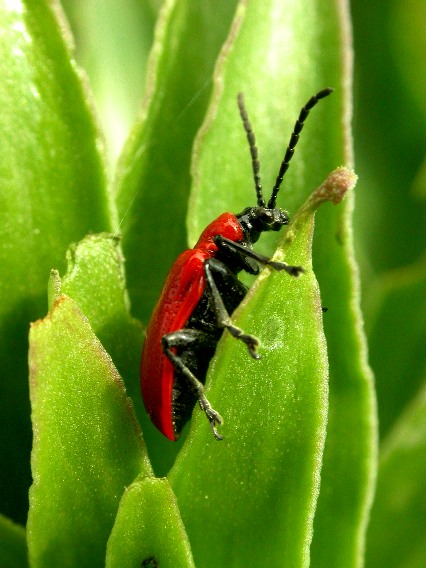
[310,167,357,207]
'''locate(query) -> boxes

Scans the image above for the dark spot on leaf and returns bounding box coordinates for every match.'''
[142,556,159,567]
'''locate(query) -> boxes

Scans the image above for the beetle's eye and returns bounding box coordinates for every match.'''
[258,209,273,223]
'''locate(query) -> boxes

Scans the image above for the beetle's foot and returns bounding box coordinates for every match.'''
[267,260,304,276]
[199,396,223,441]
[227,324,261,359]
[246,337,261,359]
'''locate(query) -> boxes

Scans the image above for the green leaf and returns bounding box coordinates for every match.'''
[114,0,239,324]
[50,232,178,475]
[50,233,145,420]
[27,296,150,567]
[106,476,195,568]
[187,1,343,242]
[0,514,28,568]
[310,191,377,567]
[366,381,426,567]
[169,169,355,566]
[0,0,111,522]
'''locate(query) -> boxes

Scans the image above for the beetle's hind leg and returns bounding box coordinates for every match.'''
[203,258,261,359]
[162,330,223,440]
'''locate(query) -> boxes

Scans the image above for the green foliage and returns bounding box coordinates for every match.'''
[28,294,150,566]
[106,476,195,567]
[0,0,423,567]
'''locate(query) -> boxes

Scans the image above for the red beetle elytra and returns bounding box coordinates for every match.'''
[140,88,333,441]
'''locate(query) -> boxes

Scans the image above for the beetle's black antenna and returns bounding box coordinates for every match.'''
[268,87,334,209]
[237,92,265,208]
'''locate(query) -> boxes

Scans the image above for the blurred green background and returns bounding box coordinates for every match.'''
[0,0,424,561]
[351,0,425,440]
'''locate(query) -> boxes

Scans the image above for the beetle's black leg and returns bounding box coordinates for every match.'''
[162,330,223,440]
[215,235,304,276]
[204,258,261,359]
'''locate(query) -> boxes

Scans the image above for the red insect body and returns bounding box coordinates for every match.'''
[140,88,333,440]
[140,212,244,440]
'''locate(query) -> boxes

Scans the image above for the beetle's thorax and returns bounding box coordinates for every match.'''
[236,206,289,244]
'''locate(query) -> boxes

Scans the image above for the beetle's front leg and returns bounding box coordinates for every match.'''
[203,258,261,359]
[162,330,223,440]
[215,234,304,276]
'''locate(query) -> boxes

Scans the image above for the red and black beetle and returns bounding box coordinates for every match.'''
[140,88,333,441]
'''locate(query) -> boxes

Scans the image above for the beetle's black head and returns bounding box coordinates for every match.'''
[236,88,333,241]
[236,206,289,244]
